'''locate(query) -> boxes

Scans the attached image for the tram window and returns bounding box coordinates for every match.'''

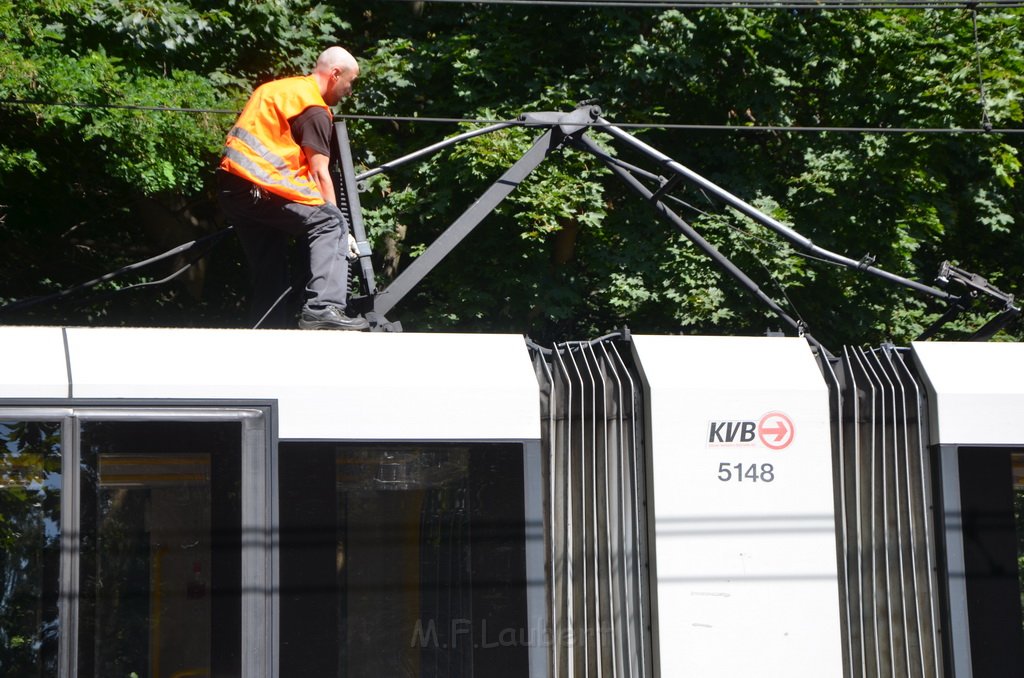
[279,442,530,678]
[1014,454,1024,644]
[77,421,242,678]
[957,447,1024,677]
[0,420,61,678]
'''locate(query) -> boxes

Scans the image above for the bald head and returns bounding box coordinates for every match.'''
[315,46,358,74]
[312,46,359,106]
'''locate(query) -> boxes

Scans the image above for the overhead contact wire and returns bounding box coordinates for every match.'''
[1,100,1021,135]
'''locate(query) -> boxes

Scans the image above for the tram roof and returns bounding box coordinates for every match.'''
[1,326,542,441]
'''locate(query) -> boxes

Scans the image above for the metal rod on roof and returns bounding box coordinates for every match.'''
[373,128,558,316]
[355,122,517,182]
[596,118,957,303]
[574,134,828,353]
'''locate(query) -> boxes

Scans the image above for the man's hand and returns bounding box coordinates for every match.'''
[346,235,360,261]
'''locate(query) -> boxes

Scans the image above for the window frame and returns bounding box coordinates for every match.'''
[2,402,548,678]
[0,402,275,678]
[937,443,1024,678]
[274,438,547,678]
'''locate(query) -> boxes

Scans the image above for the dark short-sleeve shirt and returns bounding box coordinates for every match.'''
[289,106,333,157]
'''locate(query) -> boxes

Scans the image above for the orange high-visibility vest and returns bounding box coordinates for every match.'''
[219,75,331,205]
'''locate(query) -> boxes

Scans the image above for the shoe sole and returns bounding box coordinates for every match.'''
[298,318,370,331]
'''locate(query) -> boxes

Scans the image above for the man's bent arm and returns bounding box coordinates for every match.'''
[306,150,337,206]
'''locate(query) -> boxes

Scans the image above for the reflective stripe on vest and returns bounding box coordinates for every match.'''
[219,75,331,205]
[222,126,323,202]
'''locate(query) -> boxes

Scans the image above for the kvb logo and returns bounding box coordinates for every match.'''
[707,420,757,445]
[707,411,795,450]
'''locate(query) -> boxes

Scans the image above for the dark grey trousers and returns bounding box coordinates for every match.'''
[218,171,351,328]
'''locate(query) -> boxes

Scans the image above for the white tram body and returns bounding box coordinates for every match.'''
[1,326,1022,677]
[634,335,842,677]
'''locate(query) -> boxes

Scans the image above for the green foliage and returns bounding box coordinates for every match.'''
[342,6,1022,343]
[1,2,1022,345]
[0,0,349,325]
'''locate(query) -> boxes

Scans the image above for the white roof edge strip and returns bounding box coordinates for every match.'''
[912,341,1024,446]
[0,327,541,441]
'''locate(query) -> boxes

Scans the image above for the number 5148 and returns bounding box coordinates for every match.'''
[718,462,775,483]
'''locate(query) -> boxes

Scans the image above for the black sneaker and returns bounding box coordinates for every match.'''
[298,305,369,331]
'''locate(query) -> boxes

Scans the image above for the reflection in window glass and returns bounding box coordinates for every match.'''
[1014,453,1024,641]
[280,443,530,678]
[78,421,242,678]
[0,420,61,678]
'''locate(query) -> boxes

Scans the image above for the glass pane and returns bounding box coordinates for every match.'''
[0,421,61,678]
[280,443,530,678]
[958,447,1024,675]
[1014,452,1024,642]
[78,421,242,678]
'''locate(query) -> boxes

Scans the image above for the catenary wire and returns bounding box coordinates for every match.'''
[0,99,239,115]
[378,0,1024,8]
[0,100,1021,135]
[0,106,993,323]
[970,6,994,130]
[337,113,1024,134]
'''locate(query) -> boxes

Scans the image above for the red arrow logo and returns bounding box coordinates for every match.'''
[762,421,788,441]
[757,412,794,450]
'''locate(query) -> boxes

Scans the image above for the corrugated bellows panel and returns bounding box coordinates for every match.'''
[819,345,944,678]
[529,334,653,678]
